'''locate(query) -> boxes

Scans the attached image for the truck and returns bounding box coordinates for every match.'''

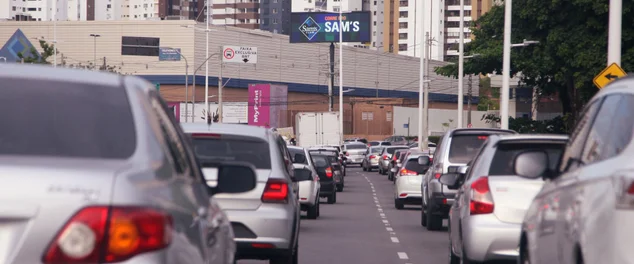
[295,112,341,148]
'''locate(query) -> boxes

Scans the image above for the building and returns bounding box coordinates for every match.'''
[210,0,259,29]
[260,0,292,34]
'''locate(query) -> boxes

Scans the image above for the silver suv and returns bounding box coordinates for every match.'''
[421,128,516,230]
[182,123,301,264]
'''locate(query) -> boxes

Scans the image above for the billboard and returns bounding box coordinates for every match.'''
[248,84,271,127]
[290,11,371,43]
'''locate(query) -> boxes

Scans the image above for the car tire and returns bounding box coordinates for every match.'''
[394,198,404,210]
[426,207,443,231]
[363,162,368,171]
[378,167,383,174]
[307,203,318,219]
[327,192,335,204]
[449,240,460,264]
[336,184,344,192]
[420,207,427,226]
[333,191,337,203]
[316,201,320,217]
[270,242,298,264]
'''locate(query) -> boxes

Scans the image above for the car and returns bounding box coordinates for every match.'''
[378,146,410,175]
[384,135,409,146]
[388,149,408,181]
[293,163,321,219]
[394,152,432,209]
[422,128,517,231]
[310,154,339,204]
[308,148,345,192]
[362,146,385,172]
[182,123,301,264]
[345,137,369,144]
[408,142,437,154]
[342,142,368,166]
[442,134,568,263]
[311,146,347,176]
[0,64,257,264]
[514,79,634,264]
[368,141,392,148]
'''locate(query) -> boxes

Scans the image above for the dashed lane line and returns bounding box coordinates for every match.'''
[397,252,409,260]
[391,237,400,243]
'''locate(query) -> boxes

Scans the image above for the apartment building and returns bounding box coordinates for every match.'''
[291,0,326,12]
[260,0,291,34]
[209,0,259,29]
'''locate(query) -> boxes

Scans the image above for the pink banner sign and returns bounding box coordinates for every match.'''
[167,102,181,122]
[248,84,271,127]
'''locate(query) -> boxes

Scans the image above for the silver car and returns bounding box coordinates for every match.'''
[362,146,384,172]
[378,146,410,175]
[422,128,516,230]
[0,64,257,264]
[441,134,568,263]
[394,152,432,209]
[182,124,301,264]
[342,142,368,166]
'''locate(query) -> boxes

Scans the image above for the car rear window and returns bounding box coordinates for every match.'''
[448,134,493,163]
[381,142,392,146]
[293,168,312,181]
[369,142,380,146]
[191,135,271,169]
[288,148,308,164]
[387,147,408,154]
[0,78,136,159]
[404,158,430,174]
[489,142,565,176]
[346,144,367,150]
[370,147,383,154]
[309,150,337,157]
[311,155,330,168]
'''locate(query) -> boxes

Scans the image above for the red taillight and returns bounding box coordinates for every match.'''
[346,152,350,156]
[370,155,376,159]
[469,177,494,215]
[627,182,634,194]
[43,206,172,264]
[261,179,289,203]
[382,155,389,160]
[190,133,222,139]
[325,167,333,178]
[434,173,441,179]
[477,135,488,140]
[399,168,418,176]
[392,155,397,161]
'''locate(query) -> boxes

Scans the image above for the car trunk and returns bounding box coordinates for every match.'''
[346,148,366,161]
[202,167,271,210]
[0,157,119,263]
[298,180,314,202]
[488,176,544,224]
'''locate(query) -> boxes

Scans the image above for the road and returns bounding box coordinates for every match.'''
[240,167,449,264]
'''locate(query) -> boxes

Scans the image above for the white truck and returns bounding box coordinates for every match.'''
[295,112,341,148]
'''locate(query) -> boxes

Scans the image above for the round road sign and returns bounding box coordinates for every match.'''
[467,123,473,128]
[223,48,235,60]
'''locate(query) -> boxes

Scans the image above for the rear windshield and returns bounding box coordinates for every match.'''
[369,147,383,154]
[448,134,492,163]
[489,142,565,176]
[346,144,367,150]
[0,78,136,159]
[309,150,337,157]
[293,168,312,181]
[288,148,308,164]
[381,142,392,146]
[404,159,430,174]
[369,142,380,146]
[387,147,408,154]
[191,136,271,169]
[311,155,330,168]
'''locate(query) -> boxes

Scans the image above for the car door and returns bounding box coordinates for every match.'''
[149,92,214,263]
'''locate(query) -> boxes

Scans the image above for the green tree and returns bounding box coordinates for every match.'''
[435,1,634,126]
[17,39,55,64]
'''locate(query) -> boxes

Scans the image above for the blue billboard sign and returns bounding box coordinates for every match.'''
[290,11,371,43]
[159,47,181,61]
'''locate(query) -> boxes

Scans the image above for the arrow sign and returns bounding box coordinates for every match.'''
[243,58,249,63]
[593,63,627,89]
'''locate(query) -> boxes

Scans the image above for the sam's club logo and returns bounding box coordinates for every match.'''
[299,17,320,40]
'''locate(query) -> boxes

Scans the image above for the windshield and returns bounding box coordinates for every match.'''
[0,78,137,159]
[369,147,383,154]
[311,155,330,168]
[387,147,408,154]
[489,142,566,176]
[448,135,491,163]
[346,144,367,150]
[404,158,430,174]
[191,136,271,169]
[293,168,312,181]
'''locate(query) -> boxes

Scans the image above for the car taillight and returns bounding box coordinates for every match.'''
[370,155,376,159]
[382,155,389,160]
[190,133,222,139]
[261,179,289,203]
[434,164,443,179]
[392,155,397,161]
[469,177,494,215]
[399,169,418,176]
[43,206,172,264]
[325,167,333,178]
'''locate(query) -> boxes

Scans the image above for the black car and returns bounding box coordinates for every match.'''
[310,154,338,204]
[308,149,346,191]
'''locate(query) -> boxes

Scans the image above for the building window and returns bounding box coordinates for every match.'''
[272,8,277,13]
[398,33,407,39]
[373,21,376,25]
[399,22,407,28]
[399,0,407,6]
[399,11,407,18]
[273,18,278,24]
[398,44,407,51]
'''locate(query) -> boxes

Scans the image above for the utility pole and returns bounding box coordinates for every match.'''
[329,43,334,111]
[375,47,380,98]
[218,46,224,122]
[422,32,430,153]
[102,56,106,71]
[467,74,472,126]
[608,0,622,66]
[457,0,465,128]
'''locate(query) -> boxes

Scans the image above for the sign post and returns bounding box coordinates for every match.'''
[222,46,258,64]
[593,63,627,89]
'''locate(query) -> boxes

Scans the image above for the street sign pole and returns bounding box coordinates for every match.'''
[219,46,224,123]
[608,0,622,66]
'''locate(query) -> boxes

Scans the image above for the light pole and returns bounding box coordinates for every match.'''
[192,52,218,122]
[165,47,189,123]
[338,7,344,146]
[608,0,622,66]
[501,39,539,129]
[457,0,465,129]
[53,3,57,68]
[418,4,426,152]
[181,25,216,122]
[375,45,383,98]
[89,34,100,70]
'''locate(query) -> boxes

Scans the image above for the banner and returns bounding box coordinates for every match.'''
[290,12,371,43]
[248,84,271,127]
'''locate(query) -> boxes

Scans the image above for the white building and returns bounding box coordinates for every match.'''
[292,0,320,12]
[1,0,158,21]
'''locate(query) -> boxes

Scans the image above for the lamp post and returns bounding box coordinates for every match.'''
[89,34,100,70]
[608,0,622,66]
[501,39,539,129]
[375,45,383,98]
[418,3,426,152]
[192,52,218,122]
[165,47,189,123]
[181,25,216,122]
[457,0,466,128]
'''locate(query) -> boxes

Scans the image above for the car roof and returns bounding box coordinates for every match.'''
[0,63,125,88]
[384,145,409,149]
[287,146,306,151]
[181,123,271,140]
[345,142,366,146]
[489,134,569,144]
[450,128,517,136]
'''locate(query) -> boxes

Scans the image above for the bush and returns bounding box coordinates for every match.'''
[481,114,570,134]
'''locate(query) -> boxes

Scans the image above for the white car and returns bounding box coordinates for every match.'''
[394,152,431,209]
[293,163,321,219]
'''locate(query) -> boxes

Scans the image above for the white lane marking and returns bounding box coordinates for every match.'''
[382,219,389,223]
[386,227,393,231]
[380,213,385,217]
[376,204,381,207]
[391,237,400,243]
[390,232,396,235]
[397,252,409,260]
[378,208,383,212]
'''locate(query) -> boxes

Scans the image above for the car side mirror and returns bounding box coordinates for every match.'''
[514,151,550,179]
[293,153,306,164]
[439,173,461,190]
[214,162,257,195]
[458,165,468,175]
[418,156,431,166]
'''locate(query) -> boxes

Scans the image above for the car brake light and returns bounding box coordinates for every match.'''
[399,169,418,176]
[43,206,172,264]
[392,155,397,161]
[370,155,376,159]
[261,179,289,203]
[325,167,333,178]
[382,155,389,160]
[434,173,441,179]
[190,133,222,139]
[469,177,494,215]
[434,164,443,179]
[477,135,488,140]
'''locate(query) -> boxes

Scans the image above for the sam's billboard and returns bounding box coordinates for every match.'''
[290,11,371,43]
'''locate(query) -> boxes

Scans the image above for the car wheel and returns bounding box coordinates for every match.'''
[336,184,344,192]
[307,202,318,219]
[316,200,320,217]
[333,191,337,203]
[394,198,404,210]
[520,242,531,264]
[378,167,383,174]
[327,192,335,204]
[426,207,443,231]
[449,234,460,264]
[362,162,368,171]
[420,207,427,226]
[270,242,298,264]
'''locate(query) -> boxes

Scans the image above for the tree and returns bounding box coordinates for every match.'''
[435,1,634,126]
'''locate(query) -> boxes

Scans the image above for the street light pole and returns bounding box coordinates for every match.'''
[53,2,57,68]
[418,5,425,152]
[338,7,344,145]
[89,34,100,70]
[422,33,430,152]
[608,0,622,66]
[192,52,218,122]
[205,0,211,123]
[500,0,512,130]
[375,45,381,98]
[457,0,465,128]
[170,48,189,121]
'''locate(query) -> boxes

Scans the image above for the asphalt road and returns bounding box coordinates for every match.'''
[240,166,450,264]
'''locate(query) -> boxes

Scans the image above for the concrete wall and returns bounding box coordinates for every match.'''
[393,106,494,136]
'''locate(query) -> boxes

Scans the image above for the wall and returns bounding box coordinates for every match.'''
[393,106,494,136]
